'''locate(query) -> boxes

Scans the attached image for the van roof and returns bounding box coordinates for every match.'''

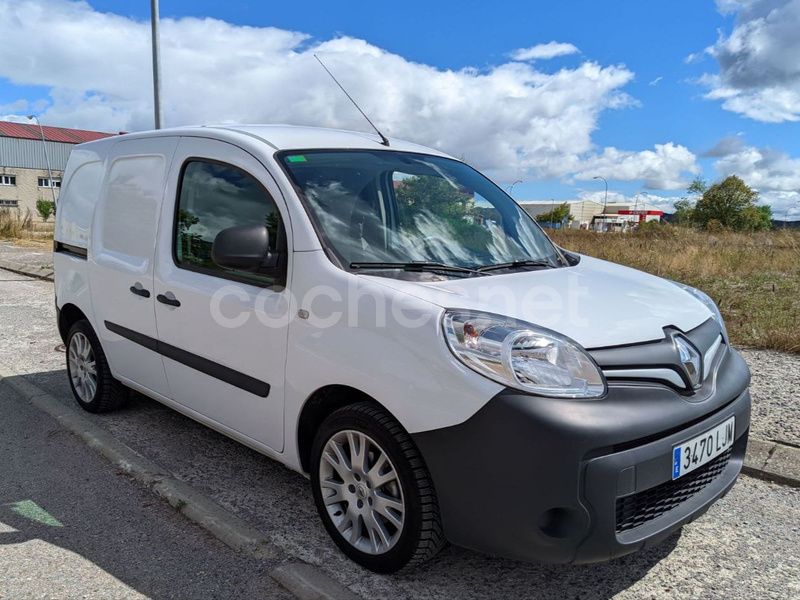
[79,124,451,158]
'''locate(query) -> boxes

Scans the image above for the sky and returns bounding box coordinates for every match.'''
[1,0,800,218]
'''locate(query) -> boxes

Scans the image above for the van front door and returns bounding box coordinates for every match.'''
[153,138,289,452]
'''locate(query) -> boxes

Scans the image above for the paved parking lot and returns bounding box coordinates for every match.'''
[0,384,289,600]
[2,269,799,599]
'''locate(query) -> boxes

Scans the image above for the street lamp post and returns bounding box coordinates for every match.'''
[27,115,57,205]
[634,191,648,225]
[593,176,608,232]
[150,0,163,129]
[507,180,522,195]
[593,176,608,214]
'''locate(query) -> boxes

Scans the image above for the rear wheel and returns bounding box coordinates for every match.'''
[66,319,128,413]
[310,402,446,573]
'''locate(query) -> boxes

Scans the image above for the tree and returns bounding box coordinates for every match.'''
[394,175,491,249]
[670,177,707,227]
[687,176,708,196]
[536,202,573,225]
[36,199,55,222]
[672,198,695,226]
[694,175,767,231]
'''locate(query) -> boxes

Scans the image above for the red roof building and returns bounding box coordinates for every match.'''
[0,121,115,144]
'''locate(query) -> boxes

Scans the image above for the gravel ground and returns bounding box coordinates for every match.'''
[739,348,800,447]
[2,269,800,599]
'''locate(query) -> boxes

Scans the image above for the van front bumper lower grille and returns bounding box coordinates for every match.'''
[615,448,733,534]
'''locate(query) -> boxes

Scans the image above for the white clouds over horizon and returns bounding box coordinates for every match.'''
[0,0,696,190]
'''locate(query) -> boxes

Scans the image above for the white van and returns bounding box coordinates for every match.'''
[53,125,751,572]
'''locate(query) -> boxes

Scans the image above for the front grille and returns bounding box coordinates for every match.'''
[615,449,732,533]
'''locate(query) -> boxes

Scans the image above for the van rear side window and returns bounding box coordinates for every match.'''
[174,160,282,285]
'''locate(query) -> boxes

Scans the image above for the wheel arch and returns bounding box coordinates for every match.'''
[297,385,394,473]
[58,303,90,343]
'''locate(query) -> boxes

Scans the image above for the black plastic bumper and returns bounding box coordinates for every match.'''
[412,347,751,564]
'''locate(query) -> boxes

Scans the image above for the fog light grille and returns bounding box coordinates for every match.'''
[616,449,732,533]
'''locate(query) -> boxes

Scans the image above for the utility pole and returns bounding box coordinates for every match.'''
[28,115,57,205]
[150,0,163,129]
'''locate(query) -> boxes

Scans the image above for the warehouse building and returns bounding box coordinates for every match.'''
[518,199,664,231]
[0,122,114,220]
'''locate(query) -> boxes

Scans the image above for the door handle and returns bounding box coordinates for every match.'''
[157,293,181,307]
[129,284,151,298]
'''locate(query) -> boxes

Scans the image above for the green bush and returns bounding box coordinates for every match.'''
[36,199,56,222]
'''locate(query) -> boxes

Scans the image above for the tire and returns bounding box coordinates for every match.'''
[310,402,446,573]
[65,319,128,413]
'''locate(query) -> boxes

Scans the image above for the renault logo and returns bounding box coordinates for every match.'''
[674,336,702,389]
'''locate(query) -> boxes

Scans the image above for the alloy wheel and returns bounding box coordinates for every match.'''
[319,429,405,555]
[68,331,97,403]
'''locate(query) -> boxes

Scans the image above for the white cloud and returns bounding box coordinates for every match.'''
[701,135,746,157]
[510,42,580,61]
[699,0,800,122]
[570,143,700,190]
[0,0,694,189]
[649,76,663,86]
[711,144,800,216]
[714,145,800,191]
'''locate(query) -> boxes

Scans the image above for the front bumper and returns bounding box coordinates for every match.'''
[412,346,751,564]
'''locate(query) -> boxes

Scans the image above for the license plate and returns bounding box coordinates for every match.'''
[672,416,735,480]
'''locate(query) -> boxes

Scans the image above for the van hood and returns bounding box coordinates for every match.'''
[364,255,713,349]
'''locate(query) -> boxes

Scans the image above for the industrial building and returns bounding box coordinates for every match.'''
[518,199,664,231]
[0,122,114,220]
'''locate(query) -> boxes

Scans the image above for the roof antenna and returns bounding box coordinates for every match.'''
[314,54,390,147]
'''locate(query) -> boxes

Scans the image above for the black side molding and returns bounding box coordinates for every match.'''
[54,241,88,259]
[104,321,270,398]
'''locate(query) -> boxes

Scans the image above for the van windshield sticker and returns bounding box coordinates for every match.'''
[287,155,307,163]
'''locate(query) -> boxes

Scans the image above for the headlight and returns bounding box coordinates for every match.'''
[671,282,728,342]
[442,310,606,398]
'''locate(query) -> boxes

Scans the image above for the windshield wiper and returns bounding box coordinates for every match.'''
[349,261,488,276]
[476,259,558,272]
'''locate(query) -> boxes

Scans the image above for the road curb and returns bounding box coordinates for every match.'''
[0,365,360,600]
[271,563,362,600]
[0,258,53,281]
[742,437,800,488]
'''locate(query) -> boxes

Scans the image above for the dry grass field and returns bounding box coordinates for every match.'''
[551,227,800,354]
[0,209,54,247]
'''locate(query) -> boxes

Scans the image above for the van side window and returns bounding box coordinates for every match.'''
[175,160,283,285]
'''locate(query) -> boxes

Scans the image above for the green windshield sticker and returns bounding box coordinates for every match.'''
[287,155,307,163]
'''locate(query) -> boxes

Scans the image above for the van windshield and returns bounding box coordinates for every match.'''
[280,150,562,275]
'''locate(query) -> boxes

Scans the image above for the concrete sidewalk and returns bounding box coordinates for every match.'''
[0,241,53,280]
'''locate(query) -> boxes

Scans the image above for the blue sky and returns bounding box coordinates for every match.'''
[2,0,800,217]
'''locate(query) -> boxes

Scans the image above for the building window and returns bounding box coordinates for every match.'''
[0,199,19,207]
[38,177,61,188]
[0,175,16,186]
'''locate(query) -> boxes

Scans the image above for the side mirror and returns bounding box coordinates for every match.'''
[211,224,280,274]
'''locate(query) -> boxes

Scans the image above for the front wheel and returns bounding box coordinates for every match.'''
[310,402,446,573]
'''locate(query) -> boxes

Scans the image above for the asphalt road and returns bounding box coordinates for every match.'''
[2,268,800,599]
[0,384,291,600]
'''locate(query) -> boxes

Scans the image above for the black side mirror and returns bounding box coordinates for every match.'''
[211,224,281,274]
